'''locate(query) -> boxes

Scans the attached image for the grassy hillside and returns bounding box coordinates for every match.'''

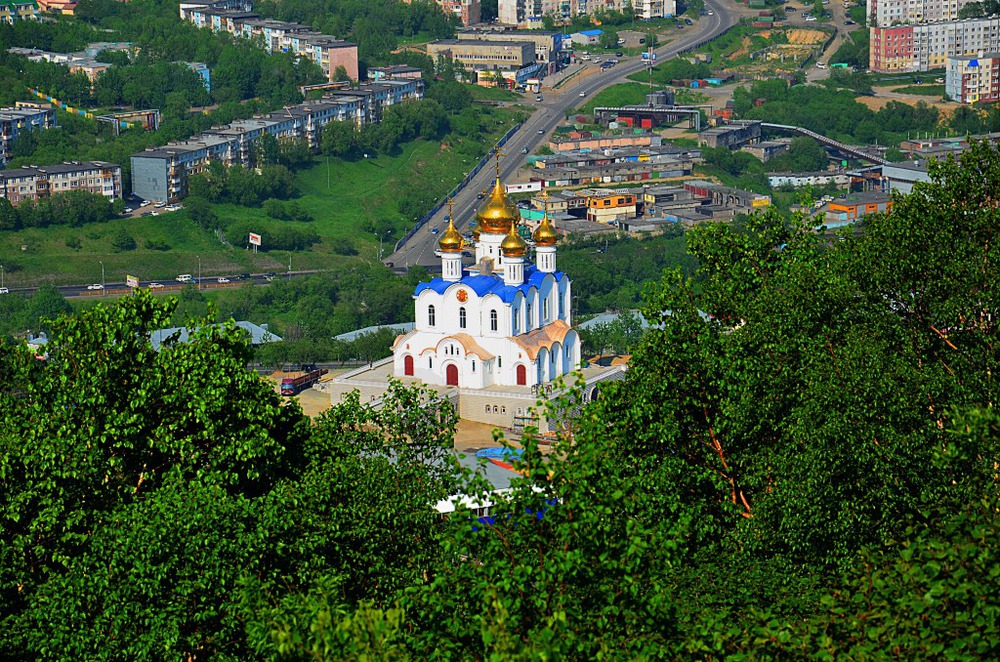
[0,108,523,288]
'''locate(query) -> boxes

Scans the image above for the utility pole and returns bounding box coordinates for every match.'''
[100,260,105,296]
[288,253,292,283]
[198,256,201,290]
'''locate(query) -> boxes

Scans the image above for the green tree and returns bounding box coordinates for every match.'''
[321,120,357,157]
[110,228,137,252]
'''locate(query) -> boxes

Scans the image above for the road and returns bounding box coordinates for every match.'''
[386,0,738,270]
[7,271,323,300]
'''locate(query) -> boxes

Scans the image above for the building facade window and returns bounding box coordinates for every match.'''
[490,309,498,331]
[428,304,436,327]
[459,306,467,329]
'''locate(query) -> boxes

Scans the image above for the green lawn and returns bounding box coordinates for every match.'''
[891,84,945,97]
[468,85,521,102]
[0,108,524,287]
[576,82,653,114]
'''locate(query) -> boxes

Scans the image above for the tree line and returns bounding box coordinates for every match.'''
[0,190,122,232]
[1,143,998,657]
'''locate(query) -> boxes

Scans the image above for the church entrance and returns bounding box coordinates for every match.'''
[404,355,414,376]
[516,364,526,386]
[446,363,459,386]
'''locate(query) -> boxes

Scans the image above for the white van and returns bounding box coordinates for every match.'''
[176,274,193,282]
[816,61,827,69]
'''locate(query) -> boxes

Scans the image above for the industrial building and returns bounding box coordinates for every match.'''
[456,29,564,72]
[698,120,762,149]
[0,161,122,205]
[426,39,536,70]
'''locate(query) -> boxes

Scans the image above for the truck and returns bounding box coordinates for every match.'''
[280,368,328,396]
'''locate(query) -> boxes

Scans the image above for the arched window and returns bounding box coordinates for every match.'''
[459,307,467,329]
[472,360,476,373]
[527,302,533,326]
[542,298,549,321]
[428,356,433,368]
[428,304,436,327]
[490,309,498,331]
[498,356,502,368]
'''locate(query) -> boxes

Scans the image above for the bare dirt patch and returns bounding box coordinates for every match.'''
[786,28,826,45]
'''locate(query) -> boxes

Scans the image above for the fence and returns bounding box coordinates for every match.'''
[393,122,522,252]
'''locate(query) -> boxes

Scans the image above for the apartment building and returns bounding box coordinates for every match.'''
[498,0,669,27]
[0,103,57,167]
[182,4,358,80]
[0,161,122,205]
[869,0,971,27]
[0,0,39,22]
[870,17,1000,73]
[427,39,535,69]
[130,80,422,202]
[402,0,481,26]
[945,52,1000,102]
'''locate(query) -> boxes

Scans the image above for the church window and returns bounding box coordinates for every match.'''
[490,309,498,331]
[472,361,476,373]
[527,302,533,325]
[428,304,436,327]
[498,356,502,368]
[459,307,467,329]
[485,405,490,412]
[501,406,506,414]
[429,357,433,368]
[559,294,564,317]
[542,298,549,321]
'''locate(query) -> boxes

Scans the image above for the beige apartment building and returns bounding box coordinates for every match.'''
[426,39,535,69]
[0,161,122,205]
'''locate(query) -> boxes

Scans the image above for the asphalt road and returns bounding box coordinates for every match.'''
[12,271,323,300]
[386,0,737,270]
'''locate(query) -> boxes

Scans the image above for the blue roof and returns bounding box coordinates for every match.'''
[413,266,566,303]
[579,29,603,36]
[970,59,980,67]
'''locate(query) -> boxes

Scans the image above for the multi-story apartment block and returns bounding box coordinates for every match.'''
[0,0,39,23]
[869,0,972,27]
[131,80,422,202]
[402,0,481,26]
[870,17,1000,72]
[0,103,57,167]
[182,3,358,80]
[498,0,669,27]
[946,52,1000,102]
[427,39,536,69]
[0,161,122,205]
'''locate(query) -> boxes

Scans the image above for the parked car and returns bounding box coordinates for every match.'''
[0,287,9,295]
[805,15,818,20]
[935,77,944,83]
[87,283,104,290]
[615,51,623,57]
[535,95,542,101]
[786,5,797,9]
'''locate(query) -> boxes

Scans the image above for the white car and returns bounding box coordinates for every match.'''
[580,91,586,96]
[0,287,9,294]
[805,15,818,20]
[148,282,164,288]
[217,277,230,283]
[87,283,104,290]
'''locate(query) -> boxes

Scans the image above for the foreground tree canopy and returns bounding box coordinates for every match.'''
[1,144,1000,658]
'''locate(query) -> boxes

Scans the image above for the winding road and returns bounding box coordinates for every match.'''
[386,0,739,270]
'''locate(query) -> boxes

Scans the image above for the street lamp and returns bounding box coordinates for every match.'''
[99,260,105,296]
[1,264,4,290]
[197,256,201,290]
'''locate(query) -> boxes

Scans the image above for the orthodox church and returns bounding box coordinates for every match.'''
[392,170,580,389]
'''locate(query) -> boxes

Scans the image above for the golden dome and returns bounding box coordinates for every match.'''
[438,216,463,253]
[533,214,558,247]
[477,176,519,235]
[501,221,527,258]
